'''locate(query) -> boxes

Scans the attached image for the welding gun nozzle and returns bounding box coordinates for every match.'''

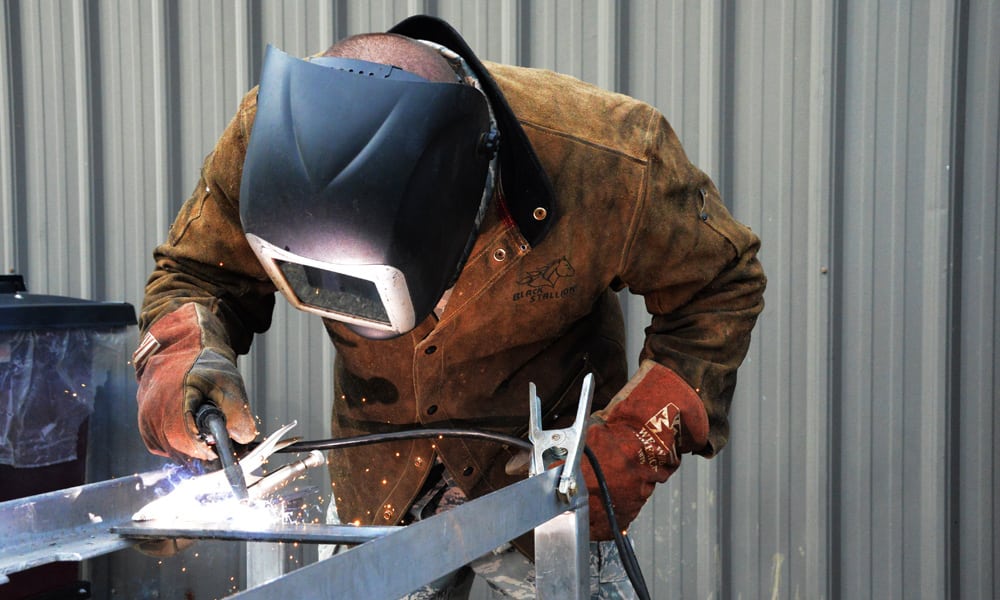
[249,450,327,500]
[194,403,250,501]
[195,403,227,445]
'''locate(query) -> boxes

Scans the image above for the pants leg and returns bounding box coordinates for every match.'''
[469,540,637,600]
[396,566,476,600]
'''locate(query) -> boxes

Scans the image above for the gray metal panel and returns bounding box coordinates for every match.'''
[710,3,838,598]
[2,1,999,598]
[957,1,1000,598]
[0,0,13,266]
[3,1,91,296]
[836,2,957,598]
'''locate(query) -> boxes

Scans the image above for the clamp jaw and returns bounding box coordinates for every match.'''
[528,373,594,598]
[528,373,594,502]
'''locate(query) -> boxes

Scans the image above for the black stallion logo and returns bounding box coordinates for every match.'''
[513,257,577,303]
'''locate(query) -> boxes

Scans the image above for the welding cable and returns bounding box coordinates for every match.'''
[277,429,651,600]
[284,429,530,453]
[583,445,650,600]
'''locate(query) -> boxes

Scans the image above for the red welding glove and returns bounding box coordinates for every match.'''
[583,360,709,540]
[133,302,257,462]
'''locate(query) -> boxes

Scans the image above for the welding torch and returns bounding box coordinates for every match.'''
[194,403,250,500]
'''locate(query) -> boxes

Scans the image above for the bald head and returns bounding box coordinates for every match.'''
[322,33,457,83]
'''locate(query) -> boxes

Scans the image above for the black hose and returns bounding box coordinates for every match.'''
[584,445,650,600]
[279,428,651,599]
[194,403,250,500]
[285,429,532,453]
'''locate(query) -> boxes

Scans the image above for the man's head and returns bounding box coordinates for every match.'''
[239,34,499,339]
[322,33,458,83]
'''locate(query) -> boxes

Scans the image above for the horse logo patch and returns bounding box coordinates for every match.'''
[513,256,577,303]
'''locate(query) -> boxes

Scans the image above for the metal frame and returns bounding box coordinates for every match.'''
[230,467,587,599]
[0,377,596,598]
[0,462,589,598]
[0,470,169,585]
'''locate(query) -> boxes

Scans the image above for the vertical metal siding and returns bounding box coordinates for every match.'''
[1,1,998,598]
[0,1,13,266]
[835,2,958,598]
[956,2,1000,597]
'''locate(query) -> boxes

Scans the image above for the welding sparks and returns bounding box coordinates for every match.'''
[131,466,284,525]
[183,495,287,530]
[132,422,322,523]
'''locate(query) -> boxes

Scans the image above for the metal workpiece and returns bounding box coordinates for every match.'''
[131,420,303,522]
[230,468,588,600]
[113,521,399,545]
[230,377,595,600]
[0,420,325,587]
[0,471,168,585]
[535,505,590,599]
[1,465,588,598]
[530,373,593,598]
[1,380,596,598]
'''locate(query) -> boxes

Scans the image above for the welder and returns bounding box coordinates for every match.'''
[132,15,766,599]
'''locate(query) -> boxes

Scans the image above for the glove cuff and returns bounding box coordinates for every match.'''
[594,360,709,463]
[133,303,233,377]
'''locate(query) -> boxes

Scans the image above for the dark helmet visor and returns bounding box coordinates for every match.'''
[240,45,496,338]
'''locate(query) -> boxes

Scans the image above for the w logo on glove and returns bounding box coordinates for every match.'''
[643,403,682,444]
[636,403,682,471]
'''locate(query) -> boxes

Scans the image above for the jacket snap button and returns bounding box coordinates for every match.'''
[424,345,437,355]
[462,466,474,476]
[427,405,438,415]
[492,248,506,261]
[532,207,548,221]
[382,506,395,520]
[414,457,425,468]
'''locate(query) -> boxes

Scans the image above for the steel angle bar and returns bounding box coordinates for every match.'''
[114,521,400,545]
[534,501,589,598]
[0,471,168,584]
[231,467,585,600]
[529,373,593,598]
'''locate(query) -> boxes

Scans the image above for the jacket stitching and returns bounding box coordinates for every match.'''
[169,187,208,245]
[617,107,659,277]
[520,119,648,165]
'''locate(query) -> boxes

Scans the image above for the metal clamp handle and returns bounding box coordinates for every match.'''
[528,373,594,501]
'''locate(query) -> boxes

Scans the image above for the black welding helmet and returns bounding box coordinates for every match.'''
[240,44,498,339]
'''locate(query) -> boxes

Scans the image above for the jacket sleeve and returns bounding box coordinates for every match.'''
[615,108,766,456]
[139,89,277,355]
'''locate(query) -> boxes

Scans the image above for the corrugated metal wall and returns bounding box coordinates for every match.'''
[1,1,997,598]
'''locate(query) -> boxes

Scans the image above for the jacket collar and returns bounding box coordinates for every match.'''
[389,15,555,247]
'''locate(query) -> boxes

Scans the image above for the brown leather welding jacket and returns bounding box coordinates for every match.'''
[139,61,766,533]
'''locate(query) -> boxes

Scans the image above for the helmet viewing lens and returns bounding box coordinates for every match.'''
[277,261,390,325]
[247,232,416,336]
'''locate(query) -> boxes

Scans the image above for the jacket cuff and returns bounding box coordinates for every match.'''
[593,359,709,455]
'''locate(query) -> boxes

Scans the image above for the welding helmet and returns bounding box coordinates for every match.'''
[240,44,499,339]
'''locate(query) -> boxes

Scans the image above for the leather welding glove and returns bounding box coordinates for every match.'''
[583,360,709,540]
[134,537,198,558]
[133,302,257,462]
